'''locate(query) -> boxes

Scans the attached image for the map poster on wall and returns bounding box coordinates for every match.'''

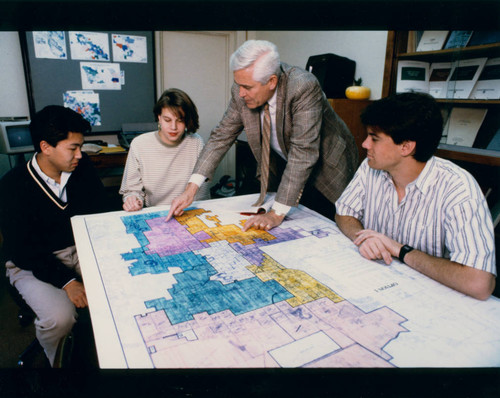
[21,31,155,134]
[32,31,67,60]
[63,90,101,126]
[71,194,500,369]
[112,34,148,63]
[69,31,110,61]
[80,62,121,90]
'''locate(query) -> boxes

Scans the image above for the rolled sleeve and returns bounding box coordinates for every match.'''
[445,198,496,275]
[335,161,368,221]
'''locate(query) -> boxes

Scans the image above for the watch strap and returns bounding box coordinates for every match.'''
[399,244,414,263]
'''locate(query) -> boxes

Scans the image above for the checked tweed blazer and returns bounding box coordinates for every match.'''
[194,62,359,207]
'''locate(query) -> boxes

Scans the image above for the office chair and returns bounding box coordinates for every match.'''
[6,282,44,367]
[7,279,75,368]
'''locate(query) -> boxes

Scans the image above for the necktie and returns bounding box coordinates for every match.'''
[253,103,271,207]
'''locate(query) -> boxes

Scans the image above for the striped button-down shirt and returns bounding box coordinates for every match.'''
[336,157,496,275]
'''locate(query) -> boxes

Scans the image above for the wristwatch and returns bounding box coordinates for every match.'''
[399,244,414,264]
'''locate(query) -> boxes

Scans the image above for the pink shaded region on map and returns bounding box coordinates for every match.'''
[135,297,406,368]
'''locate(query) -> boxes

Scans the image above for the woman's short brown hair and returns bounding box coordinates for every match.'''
[153,88,199,133]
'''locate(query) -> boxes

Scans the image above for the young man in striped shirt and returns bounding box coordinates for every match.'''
[335,92,496,300]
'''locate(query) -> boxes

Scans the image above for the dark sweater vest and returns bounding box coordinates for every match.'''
[0,154,108,288]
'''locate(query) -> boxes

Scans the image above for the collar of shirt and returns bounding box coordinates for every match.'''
[31,153,72,201]
[411,156,435,195]
[380,156,435,196]
[267,87,277,112]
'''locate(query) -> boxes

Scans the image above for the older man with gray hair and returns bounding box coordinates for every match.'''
[168,40,358,230]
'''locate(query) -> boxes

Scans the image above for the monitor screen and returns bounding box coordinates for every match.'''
[0,121,34,155]
[7,125,33,149]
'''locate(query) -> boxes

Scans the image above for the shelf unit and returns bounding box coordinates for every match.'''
[383,31,500,167]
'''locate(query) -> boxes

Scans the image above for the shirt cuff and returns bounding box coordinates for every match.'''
[272,201,291,216]
[62,278,76,290]
[189,174,207,187]
[122,193,143,203]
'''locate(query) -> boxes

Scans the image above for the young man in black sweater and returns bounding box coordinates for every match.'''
[0,105,110,366]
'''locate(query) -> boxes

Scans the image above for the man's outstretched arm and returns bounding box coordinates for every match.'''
[165,182,199,222]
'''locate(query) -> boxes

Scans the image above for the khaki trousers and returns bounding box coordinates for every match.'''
[5,246,80,367]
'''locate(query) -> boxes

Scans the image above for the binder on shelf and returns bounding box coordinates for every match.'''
[429,62,454,98]
[467,31,500,47]
[396,60,429,94]
[446,57,487,99]
[440,108,452,144]
[470,57,500,99]
[445,107,488,147]
[416,31,449,52]
[444,31,473,49]
[397,57,492,100]
[486,128,500,151]
[468,111,500,149]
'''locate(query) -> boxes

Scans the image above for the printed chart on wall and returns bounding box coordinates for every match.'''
[71,194,500,369]
[22,31,155,134]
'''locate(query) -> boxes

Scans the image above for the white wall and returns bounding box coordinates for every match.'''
[255,31,388,99]
[0,32,30,118]
[0,32,31,175]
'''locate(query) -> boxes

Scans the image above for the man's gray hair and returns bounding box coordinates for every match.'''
[229,40,281,84]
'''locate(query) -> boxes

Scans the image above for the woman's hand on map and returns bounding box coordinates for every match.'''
[123,196,144,212]
[166,183,199,222]
[242,210,285,232]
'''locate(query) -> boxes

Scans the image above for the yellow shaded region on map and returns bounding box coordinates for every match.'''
[248,253,344,306]
[176,209,276,246]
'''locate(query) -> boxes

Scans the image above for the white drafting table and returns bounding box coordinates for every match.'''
[71,194,500,369]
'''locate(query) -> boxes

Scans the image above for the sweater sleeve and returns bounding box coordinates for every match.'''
[119,141,145,203]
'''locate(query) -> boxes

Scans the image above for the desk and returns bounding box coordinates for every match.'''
[87,151,128,169]
[71,194,500,369]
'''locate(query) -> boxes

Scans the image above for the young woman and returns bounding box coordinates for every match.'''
[119,88,210,211]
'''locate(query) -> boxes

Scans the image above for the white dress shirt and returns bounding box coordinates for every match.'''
[190,87,291,215]
[32,154,71,202]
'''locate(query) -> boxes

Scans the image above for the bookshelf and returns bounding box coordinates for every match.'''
[383,31,500,167]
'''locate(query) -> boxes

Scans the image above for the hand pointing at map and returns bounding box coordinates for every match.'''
[166,182,199,222]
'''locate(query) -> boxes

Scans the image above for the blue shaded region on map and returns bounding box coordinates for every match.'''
[146,276,292,325]
[124,238,293,324]
[121,210,169,247]
[125,250,207,276]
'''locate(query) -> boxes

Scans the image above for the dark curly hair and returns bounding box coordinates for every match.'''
[361,92,443,162]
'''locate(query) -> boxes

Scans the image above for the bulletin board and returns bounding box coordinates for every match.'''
[20,31,156,135]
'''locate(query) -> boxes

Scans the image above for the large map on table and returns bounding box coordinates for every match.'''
[72,195,500,369]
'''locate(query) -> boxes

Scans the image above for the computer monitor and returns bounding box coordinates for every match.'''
[0,120,34,155]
